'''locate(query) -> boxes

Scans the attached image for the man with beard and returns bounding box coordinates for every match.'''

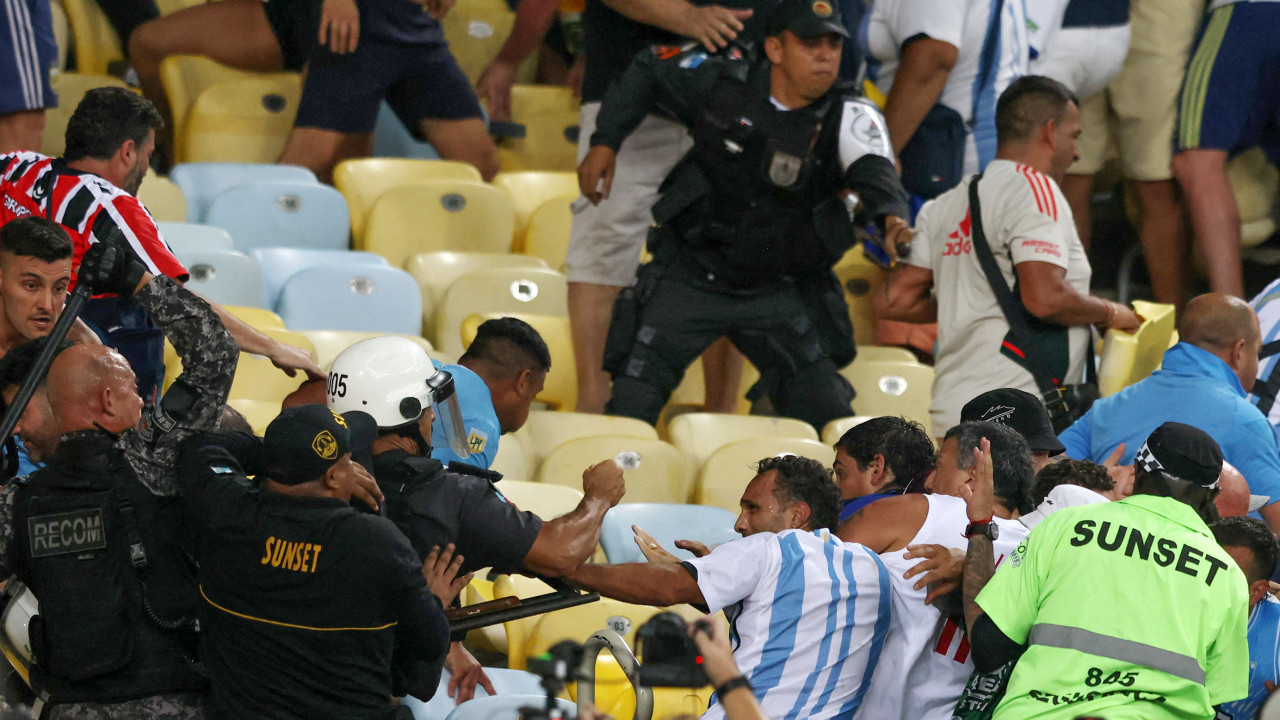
[0,87,320,401]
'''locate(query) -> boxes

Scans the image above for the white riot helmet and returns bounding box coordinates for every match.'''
[326,337,470,458]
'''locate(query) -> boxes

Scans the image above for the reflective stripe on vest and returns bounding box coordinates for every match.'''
[1028,623,1206,684]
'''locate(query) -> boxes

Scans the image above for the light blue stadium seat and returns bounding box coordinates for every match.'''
[441,695,576,720]
[599,503,740,564]
[157,222,235,258]
[372,101,442,160]
[180,249,268,308]
[251,247,389,309]
[205,181,351,252]
[405,668,545,720]
[276,264,422,333]
[169,162,318,222]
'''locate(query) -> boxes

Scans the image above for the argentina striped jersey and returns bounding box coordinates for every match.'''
[684,528,891,720]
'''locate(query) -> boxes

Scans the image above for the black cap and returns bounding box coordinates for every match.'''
[961,388,1065,456]
[1134,422,1224,489]
[766,0,848,39]
[262,405,377,486]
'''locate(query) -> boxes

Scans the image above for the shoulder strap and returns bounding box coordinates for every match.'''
[967,176,1061,396]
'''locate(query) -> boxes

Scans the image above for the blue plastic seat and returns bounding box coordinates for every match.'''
[275,265,422,333]
[157,222,235,258]
[441,695,576,720]
[169,162,318,222]
[405,668,544,720]
[251,248,389,310]
[599,503,740,564]
[372,101,442,160]
[205,181,351,252]
[180,249,268,308]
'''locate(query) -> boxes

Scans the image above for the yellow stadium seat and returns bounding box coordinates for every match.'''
[1097,300,1177,397]
[406,251,549,339]
[513,410,658,476]
[440,0,536,86]
[838,359,934,437]
[222,305,284,330]
[163,328,315,406]
[362,182,516,265]
[857,345,919,363]
[160,56,297,161]
[492,479,584,520]
[490,433,530,484]
[494,575,694,671]
[820,416,876,445]
[137,170,188,222]
[434,267,568,356]
[51,0,69,71]
[462,312,576,411]
[296,330,434,370]
[522,195,575,271]
[538,436,692,504]
[695,437,835,513]
[1229,147,1279,247]
[42,73,131,156]
[332,158,485,243]
[573,653,715,720]
[497,85,581,173]
[667,412,819,475]
[61,0,121,75]
[180,76,302,164]
[832,247,881,353]
[225,398,279,436]
[492,171,580,250]
[155,0,203,14]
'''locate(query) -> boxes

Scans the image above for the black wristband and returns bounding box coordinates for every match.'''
[715,675,753,697]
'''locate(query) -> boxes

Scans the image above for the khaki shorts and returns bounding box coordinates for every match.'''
[564,102,693,287]
[1071,0,1207,180]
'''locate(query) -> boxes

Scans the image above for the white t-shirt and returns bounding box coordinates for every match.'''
[852,496,1029,720]
[864,0,1029,174]
[908,160,1092,433]
[684,529,891,720]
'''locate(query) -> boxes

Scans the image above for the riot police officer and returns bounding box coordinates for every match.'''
[0,239,238,718]
[578,0,912,430]
[326,337,625,700]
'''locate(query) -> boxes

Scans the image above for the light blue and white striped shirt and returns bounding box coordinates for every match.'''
[684,528,891,720]
[1220,595,1280,719]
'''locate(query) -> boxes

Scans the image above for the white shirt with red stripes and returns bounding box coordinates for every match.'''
[907,159,1092,433]
[0,151,188,287]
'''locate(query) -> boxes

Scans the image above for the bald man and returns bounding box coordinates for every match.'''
[0,243,238,718]
[1060,292,1280,532]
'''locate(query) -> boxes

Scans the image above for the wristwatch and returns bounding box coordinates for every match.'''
[964,519,1000,540]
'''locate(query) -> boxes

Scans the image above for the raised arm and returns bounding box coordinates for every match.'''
[599,0,753,52]
[522,460,625,576]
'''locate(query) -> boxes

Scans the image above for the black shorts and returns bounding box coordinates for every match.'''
[261,0,322,72]
[294,39,483,138]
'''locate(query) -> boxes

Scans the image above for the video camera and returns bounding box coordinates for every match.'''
[520,613,713,720]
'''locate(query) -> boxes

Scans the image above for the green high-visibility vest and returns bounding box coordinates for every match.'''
[977,494,1250,720]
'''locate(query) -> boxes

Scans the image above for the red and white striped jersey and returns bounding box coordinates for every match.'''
[0,151,188,287]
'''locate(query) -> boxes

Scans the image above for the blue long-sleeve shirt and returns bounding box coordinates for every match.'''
[1059,342,1280,506]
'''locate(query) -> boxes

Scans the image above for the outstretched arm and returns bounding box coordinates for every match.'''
[569,561,706,607]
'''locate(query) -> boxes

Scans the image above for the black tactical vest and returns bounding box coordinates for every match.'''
[651,65,855,288]
[11,430,205,703]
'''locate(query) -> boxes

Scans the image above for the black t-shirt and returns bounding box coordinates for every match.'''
[179,434,450,720]
[581,0,773,103]
[371,450,543,575]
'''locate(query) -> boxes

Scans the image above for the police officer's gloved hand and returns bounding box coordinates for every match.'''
[79,239,148,297]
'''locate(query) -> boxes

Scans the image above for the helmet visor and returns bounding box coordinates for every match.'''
[427,370,471,458]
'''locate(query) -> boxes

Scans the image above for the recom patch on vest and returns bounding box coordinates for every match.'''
[28,509,107,558]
